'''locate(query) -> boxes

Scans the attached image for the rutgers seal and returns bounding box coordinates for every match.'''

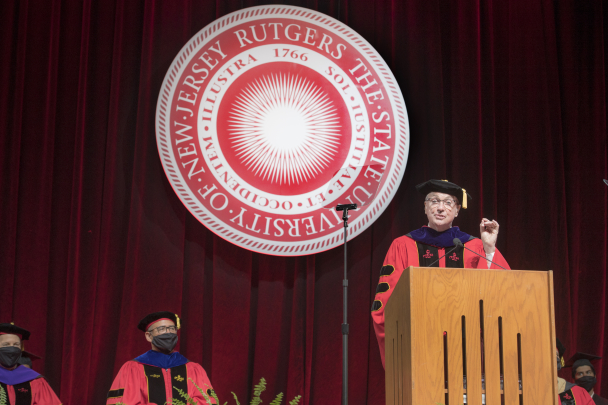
[156,5,409,256]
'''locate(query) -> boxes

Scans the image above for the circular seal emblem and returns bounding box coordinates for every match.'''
[156,5,410,256]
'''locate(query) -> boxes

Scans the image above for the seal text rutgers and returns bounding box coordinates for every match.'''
[156,6,409,255]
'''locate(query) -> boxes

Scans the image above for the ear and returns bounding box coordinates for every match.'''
[145,332,153,343]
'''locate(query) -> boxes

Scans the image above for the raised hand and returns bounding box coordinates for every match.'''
[479,218,499,253]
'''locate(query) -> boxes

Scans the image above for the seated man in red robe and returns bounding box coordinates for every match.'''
[106,312,215,404]
[0,323,62,405]
[557,346,593,405]
[371,179,511,366]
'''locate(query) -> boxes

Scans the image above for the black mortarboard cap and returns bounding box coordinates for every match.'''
[17,356,33,368]
[0,323,30,340]
[21,350,41,361]
[137,312,181,332]
[17,350,41,368]
[416,179,472,209]
[565,352,601,369]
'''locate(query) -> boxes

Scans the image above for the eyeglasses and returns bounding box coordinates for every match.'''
[147,325,177,334]
[425,198,457,209]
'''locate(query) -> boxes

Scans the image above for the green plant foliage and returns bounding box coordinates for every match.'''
[207,386,220,405]
[167,377,300,405]
[269,392,283,405]
[173,386,197,405]
[187,379,213,405]
[0,385,7,405]
[193,379,222,405]
[167,399,188,405]
[250,378,267,405]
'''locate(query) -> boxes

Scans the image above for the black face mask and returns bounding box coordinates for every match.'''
[0,347,22,368]
[152,333,178,353]
[575,376,597,392]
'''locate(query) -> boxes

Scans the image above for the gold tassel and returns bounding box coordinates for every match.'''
[561,356,565,367]
[175,314,181,330]
[462,188,467,209]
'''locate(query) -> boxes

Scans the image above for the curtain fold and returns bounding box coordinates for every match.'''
[1,0,606,404]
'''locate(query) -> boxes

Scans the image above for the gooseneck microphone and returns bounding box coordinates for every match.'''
[453,238,508,270]
[426,238,462,267]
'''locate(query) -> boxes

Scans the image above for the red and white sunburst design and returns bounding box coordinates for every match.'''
[228,73,341,186]
[156,5,410,256]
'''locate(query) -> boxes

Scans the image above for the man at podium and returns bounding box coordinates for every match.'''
[371,179,511,366]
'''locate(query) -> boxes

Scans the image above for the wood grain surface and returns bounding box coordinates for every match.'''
[385,267,557,405]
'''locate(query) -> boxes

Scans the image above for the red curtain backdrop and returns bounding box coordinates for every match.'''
[1,1,607,404]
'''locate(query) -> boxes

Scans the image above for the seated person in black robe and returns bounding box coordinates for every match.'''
[572,357,608,405]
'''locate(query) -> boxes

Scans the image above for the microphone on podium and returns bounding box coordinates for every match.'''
[453,237,508,270]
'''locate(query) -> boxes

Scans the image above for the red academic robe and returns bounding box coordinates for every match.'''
[106,361,215,405]
[0,377,62,405]
[559,386,594,405]
[371,235,510,366]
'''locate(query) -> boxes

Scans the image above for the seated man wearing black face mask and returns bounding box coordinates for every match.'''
[106,312,215,405]
[0,323,61,404]
[572,358,608,405]
[556,342,593,405]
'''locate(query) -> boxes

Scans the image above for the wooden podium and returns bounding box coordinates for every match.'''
[385,267,558,404]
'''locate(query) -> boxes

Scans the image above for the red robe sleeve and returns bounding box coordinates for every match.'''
[371,236,418,367]
[185,362,216,404]
[106,361,151,405]
[30,377,62,405]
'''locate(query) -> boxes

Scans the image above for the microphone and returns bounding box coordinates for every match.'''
[453,238,508,270]
[336,204,358,211]
[336,204,358,224]
[427,238,461,267]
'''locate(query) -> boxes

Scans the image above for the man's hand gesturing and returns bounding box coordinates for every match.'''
[480,218,499,254]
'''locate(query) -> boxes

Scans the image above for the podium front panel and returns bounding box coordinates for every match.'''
[384,267,557,405]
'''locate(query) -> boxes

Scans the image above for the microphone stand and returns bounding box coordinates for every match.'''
[427,245,459,267]
[454,239,508,270]
[336,203,357,405]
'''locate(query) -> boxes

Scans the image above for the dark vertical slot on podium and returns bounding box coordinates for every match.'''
[400,331,404,405]
[498,316,505,405]
[479,300,486,396]
[462,316,467,392]
[392,336,396,403]
[444,331,449,405]
[517,333,523,404]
